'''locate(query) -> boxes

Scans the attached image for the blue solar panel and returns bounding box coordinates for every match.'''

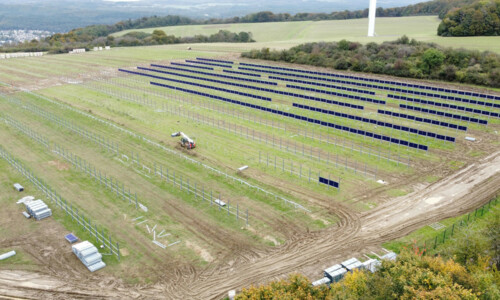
[65,233,78,243]
[186,59,232,68]
[319,177,339,188]
[196,57,233,64]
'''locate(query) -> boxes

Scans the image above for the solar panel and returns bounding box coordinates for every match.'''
[65,233,78,243]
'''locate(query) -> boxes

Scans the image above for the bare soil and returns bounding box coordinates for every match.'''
[1,55,499,299]
[1,150,498,299]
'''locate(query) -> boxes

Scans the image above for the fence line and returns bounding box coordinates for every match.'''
[1,114,50,148]
[0,146,121,260]
[12,89,310,213]
[112,75,412,166]
[415,197,499,253]
[259,151,342,187]
[2,96,118,154]
[86,81,381,179]
[2,111,251,223]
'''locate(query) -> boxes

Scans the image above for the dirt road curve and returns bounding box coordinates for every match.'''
[1,151,499,299]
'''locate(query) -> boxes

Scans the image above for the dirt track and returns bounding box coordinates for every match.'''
[1,150,499,299]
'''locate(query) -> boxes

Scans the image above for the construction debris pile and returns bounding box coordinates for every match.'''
[72,241,106,272]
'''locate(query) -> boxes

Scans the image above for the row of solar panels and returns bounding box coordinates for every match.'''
[400,89,500,107]
[269,76,374,95]
[319,177,339,188]
[223,69,262,77]
[142,70,272,102]
[240,66,500,106]
[389,94,500,118]
[196,57,233,64]
[240,66,416,93]
[293,103,455,142]
[238,62,500,100]
[186,59,232,68]
[150,81,428,151]
[400,104,488,125]
[286,84,385,105]
[378,109,467,132]
[171,62,213,70]
[136,67,285,96]
[144,65,364,111]
[125,67,272,102]
[151,64,277,86]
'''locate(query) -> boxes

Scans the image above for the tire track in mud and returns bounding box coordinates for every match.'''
[1,100,499,299]
[173,151,500,299]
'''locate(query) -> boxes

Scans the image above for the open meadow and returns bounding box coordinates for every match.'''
[114,16,500,53]
[1,20,500,299]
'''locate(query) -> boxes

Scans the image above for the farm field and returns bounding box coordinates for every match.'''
[114,16,500,53]
[0,45,499,299]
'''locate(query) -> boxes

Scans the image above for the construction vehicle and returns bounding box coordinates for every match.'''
[171,132,196,149]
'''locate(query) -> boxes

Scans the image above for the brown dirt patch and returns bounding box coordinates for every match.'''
[47,160,70,171]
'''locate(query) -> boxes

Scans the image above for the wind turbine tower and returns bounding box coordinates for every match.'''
[368,0,377,37]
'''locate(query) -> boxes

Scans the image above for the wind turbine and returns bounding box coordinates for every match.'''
[368,0,377,37]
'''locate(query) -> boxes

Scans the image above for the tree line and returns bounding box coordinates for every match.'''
[66,0,474,40]
[438,0,500,36]
[241,36,500,88]
[0,29,254,54]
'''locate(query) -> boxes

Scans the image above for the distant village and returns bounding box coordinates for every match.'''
[0,29,53,45]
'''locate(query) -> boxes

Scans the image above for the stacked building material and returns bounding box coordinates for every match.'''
[324,264,347,283]
[72,241,106,272]
[25,199,52,220]
[341,257,363,272]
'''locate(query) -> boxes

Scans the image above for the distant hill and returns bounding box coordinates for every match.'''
[0,0,422,32]
[58,0,477,43]
[0,0,472,33]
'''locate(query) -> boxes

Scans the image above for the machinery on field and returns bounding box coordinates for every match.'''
[171,132,196,149]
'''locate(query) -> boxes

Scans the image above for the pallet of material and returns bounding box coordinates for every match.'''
[72,241,106,272]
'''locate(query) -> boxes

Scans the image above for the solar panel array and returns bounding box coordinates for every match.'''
[151,81,428,151]
[185,59,232,68]
[319,177,339,188]
[142,70,271,101]
[286,84,385,104]
[242,66,500,104]
[171,62,213,70]
[240,62,500,100]
[399,90,500,106]
[121,67,274,100]
[151,64,277,85]
[378,109,467,131]
[400,104,488,125]
[196,57,233,64]
[293,103,456,142]
[268,76,374,95]
[389,94,500,118]
[241,66,412,92]
[141,66,363,110]
[223,69,262,77]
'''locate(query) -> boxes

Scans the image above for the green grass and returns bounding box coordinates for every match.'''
[383,197,499,253]
[113,16,500,53]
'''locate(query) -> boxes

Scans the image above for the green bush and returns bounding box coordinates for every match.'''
[241,36,500,87]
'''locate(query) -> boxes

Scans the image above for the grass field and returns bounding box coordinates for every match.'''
[0,36,499,297]
[113,16,500,53]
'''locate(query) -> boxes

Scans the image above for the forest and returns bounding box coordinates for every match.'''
[242,36,500,88]
[438,0,500,36]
